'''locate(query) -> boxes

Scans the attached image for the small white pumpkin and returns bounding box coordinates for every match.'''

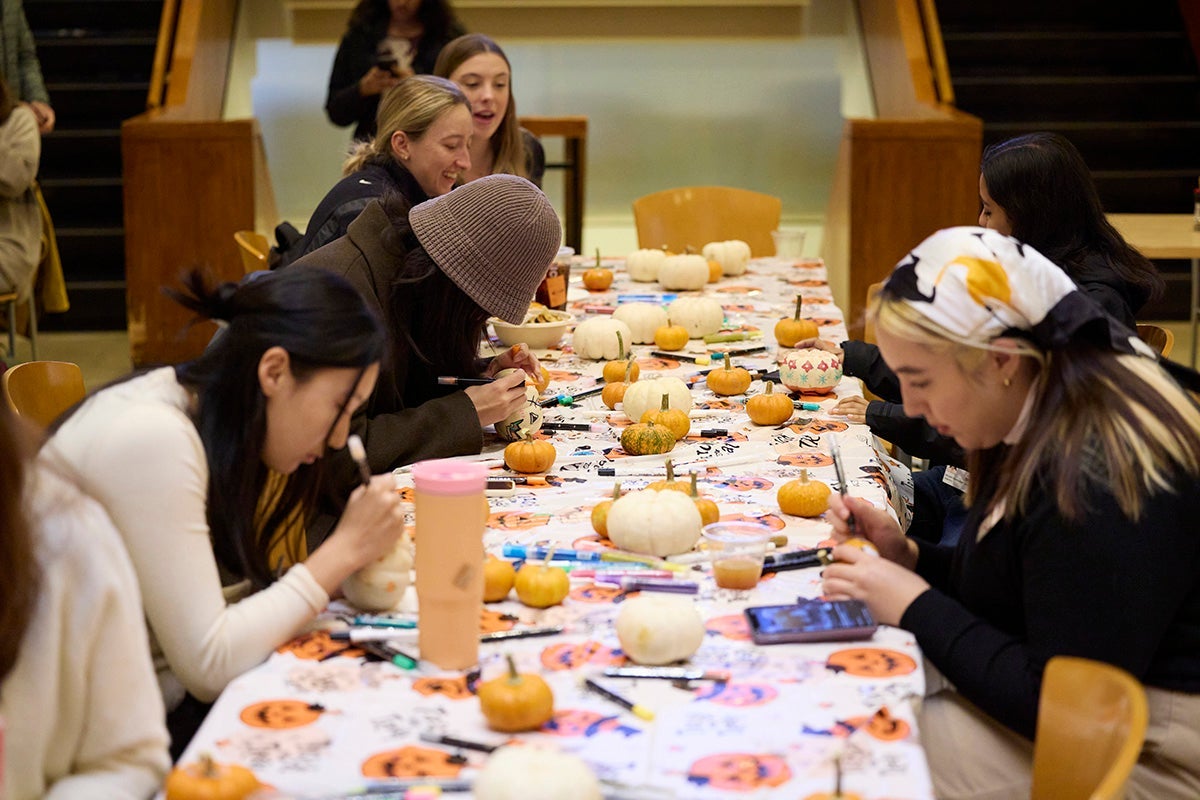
[625,248,667,283]
[612,302,669,345]
[667,296,725,338]
[703,239,752,276]
[475,745,602,800]
[620,376,692,423]
[616,594,706,665]
[778,347,843,394]
[494,371,544,441]
[571,317,634,360]
[606,489,702,556]
[341,531,414,612]
[657,254,710,291]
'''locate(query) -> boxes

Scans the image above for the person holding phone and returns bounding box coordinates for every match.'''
[38,268,406,756]
[325,0,465,142]
[821,226,1200,800]
[434,33,545,187]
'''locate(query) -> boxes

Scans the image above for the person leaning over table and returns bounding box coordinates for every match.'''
[289,174,560,531]
[0,405,169,799]
[278,75,472,268]
[37,268,406,757]
[325,0,465,142]
[822,226,1200,800]
[434,33,545,187]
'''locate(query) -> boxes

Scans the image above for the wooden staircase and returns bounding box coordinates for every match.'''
[26,0,164,330]
[936,0,1200,317]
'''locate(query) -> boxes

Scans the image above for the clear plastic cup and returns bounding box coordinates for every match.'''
[771,228,806,259]
[702,521,773,595]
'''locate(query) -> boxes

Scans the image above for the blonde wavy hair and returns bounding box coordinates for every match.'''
[342,75,469,175]
[873,296,1200,523]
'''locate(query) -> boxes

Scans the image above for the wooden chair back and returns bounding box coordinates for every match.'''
[234,230,270,274]
[1135,324,1174,359]
[2,360,86,430]
[632,186,782,257]
[1031,656,1148,800]
[518,115,587,254]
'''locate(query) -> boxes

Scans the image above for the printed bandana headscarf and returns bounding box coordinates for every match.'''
[880,226,1156,358]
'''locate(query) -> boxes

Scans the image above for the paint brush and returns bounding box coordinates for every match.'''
[347,434,372,487]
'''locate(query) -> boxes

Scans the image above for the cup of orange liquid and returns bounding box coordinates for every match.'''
[702,521,773,595]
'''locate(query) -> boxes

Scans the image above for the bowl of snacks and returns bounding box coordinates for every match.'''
[491,303,575,349]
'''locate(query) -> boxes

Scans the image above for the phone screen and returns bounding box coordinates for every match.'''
[744,600,877,644]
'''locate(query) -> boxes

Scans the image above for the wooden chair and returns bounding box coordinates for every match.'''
[2,360,86,430]
[1135,324,1174,359]
[518,115,588,253]
[234,230,270,274]
[1031,656,1148,800]
[632,186,782,257]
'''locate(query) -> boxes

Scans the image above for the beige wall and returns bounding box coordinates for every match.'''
[224,0,871,260]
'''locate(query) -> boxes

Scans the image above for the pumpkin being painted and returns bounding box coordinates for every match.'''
[342,531,414,612]
[778,348,843,394]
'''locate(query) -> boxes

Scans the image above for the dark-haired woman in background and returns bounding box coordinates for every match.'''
[325,0,465,142]
[38,268,405,754]
[1,404,169,797]
[434,33,545,187]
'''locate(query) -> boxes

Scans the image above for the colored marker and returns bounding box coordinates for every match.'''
[351,615,417,629]
[650,351,709,363]
[583,677,655,721]
[585,569,674,581]
[794,401,822,411]
[617,293,677,304]
[539,384,605,407]
[702,331,762,343]
[619,576,698,594]
[436,376,495,386]
[332,628,418,643]
[418,732,499,753]
[603,666,731,682]
[502,544,603,561]
[479,625,564,642]
[541,422,603,432]
[347,434,372,487]
[359,641,418,670]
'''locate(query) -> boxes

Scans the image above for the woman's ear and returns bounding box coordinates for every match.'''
[989,337,1026,385]
[258,346,292,398]
[390,131,411,162]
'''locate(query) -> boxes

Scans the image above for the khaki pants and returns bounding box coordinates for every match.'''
[919,676,1200,800]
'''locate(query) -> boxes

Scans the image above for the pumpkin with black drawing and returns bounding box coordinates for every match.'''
[620,420,676,456]
[746,381,793,426]
[590,482,623,537]
[639,392,691,440]
[483,555,517,602]
[514,552,570,608]
[478,654,555,732]
[165,754,261,800]
[774,294,820,347]
[601,361,636,410]
[706,357,752,396]
[503,435,556,474]
[777,470,831,517]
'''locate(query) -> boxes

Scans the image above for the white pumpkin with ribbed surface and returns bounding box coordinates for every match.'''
[620,376,692,423]
[612,302,669,345]
[667,296,725,338]
[657,254,710,291]
[703,239,752,276]
[474,745,602,800]
[616,594,706,665]
[571,317,634,360]
[626,248,667,283]
[606,489,702,556]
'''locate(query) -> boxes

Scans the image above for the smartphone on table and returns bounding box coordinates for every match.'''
[744,599,877,645]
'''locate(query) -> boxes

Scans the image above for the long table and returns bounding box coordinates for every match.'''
[178,256,931,799]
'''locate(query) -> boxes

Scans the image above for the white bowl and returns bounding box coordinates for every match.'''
[490,314,575,349]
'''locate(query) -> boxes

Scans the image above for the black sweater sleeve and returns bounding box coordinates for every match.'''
[864,402,966,467]
[325,29,378,130]
[841,340,901,402]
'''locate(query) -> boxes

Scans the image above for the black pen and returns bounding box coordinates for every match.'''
[479,625,564,642]
[583,677,655,720]
[418,732,498,753]
[437,376,495,386]
[650,350,705,363]
[541,422,601,432]
[716,345,768,357]
[830,433,858,534]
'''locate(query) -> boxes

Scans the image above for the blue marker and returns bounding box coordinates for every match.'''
[617,293,678,304]
[794,401,822,411]
[502,543,603,561]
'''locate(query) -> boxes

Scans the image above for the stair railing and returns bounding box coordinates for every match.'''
[146,0,180,110]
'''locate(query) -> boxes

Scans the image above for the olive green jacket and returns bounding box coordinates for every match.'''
[0,0,48,104]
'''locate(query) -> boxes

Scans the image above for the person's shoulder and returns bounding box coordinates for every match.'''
[62,368,201,452]
[27,466,134,577]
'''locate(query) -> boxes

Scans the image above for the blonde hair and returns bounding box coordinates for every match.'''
[433,33,530,180]
[873,296,1200,522]
[342,75,469,175]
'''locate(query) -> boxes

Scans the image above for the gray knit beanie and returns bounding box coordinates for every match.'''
[409,174,562,324]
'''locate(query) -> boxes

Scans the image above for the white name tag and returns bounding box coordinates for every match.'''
[942,466,969,492]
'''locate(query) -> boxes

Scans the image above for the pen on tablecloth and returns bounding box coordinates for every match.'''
[480,625,564,642]
[502,544,603,561]
[541,421,604,432]
[702,331,763,344]
[350,615,417,629]
[538,384,605,407]
[347,434,372,487]
[351,777,473,794]
[685,428,728,438]
[651,351,712,364]
[436,375,495,387]
[587,569,675,582]
[830,432,858,534]
[618,293,677,304]
[760,547,832,574]
[619,576,698,594]
[358,641,418,670]
[583,677,654,721]
[794,400,822,411]
[712,345,769,358]
[418,732,499,753]
[332,627,418,643]
[600,551,691,572]
[603,666,731,682]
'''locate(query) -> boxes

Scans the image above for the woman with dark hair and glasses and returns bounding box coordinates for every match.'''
[38,267,405,754]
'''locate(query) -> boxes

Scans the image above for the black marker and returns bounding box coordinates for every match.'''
[437,376,496,386]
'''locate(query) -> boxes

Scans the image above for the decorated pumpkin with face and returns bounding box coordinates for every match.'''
[826,648,918,678]
[239,699,326,729]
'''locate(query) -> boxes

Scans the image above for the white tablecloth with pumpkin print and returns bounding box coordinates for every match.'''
[179,257,932,799]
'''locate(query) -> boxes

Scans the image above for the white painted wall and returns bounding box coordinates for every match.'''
[224,0,871,261]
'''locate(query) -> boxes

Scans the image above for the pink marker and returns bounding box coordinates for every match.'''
[592,570,675,584]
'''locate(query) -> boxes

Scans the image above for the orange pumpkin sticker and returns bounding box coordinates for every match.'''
[479,608,516,634]
[546,369,581,383]
[714,286,758,294]
[687,752,791,791]
[705,614,752,641]
[361,745,464,779]
[488,511,552,530]
[395,486,415,503]
[696,399,745,412]
[777,452,834,467]
[411,676,473,700]
[239,699,326,729]
[719,513,785,531]
[540,640,626,671]
[569,583,624,603]
[826,648,918,678]
[277,631,362,661]
[784,278,828,288]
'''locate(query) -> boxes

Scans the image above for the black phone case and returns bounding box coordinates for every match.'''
[744,600,877,645]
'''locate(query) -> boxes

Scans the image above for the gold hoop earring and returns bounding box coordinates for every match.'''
[1003,377,1012,388]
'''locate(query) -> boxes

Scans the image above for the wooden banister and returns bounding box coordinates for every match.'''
[519,115,588,253]
[146,0,179,110]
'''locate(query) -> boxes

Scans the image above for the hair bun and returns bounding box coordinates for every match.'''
[211,281,240,320]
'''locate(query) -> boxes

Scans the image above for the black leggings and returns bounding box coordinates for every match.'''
[167,693,213,762]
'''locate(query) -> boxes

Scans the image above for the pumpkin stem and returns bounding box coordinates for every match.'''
[793,294,803,321]
[198,753,217,779]
[764,381,775,396]
[800,469,809,483]
[612,482,622,500]
[664,459,675,481]
[725,356,734,372]
[659,392,670,412]
[624,360,634,383]
[616,330,626,360]
[595,246,602,267]
[689,472,700,498]
[505,653,522,683]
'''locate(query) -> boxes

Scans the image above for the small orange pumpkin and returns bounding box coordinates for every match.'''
[602,332,639,384]
[777,469,832,517]
[639,392,691,440]
[583,251,614,291]
[477,654,555,732]
[531,364,551,394]
[707,259,723,283]
[775,294,820,347]
[602,360,636,410]
[591,482,622,537]
[620,420,676,456]
[647,459,690,492]
[483,555,517,602]
[165,754,261,800]
[504,436,557,474]
[689,472,720,526]
[746,381,793,426]
[514,552,570,608]
[653,324,689,351]
[706,356,752,396]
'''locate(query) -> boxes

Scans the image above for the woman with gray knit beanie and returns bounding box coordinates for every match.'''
[291,173,561,520]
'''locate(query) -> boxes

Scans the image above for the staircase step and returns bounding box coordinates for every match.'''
[35,37,158,82]
[54,228,125,283]
[24,0,163,35]
[945,31,1196,77]
[1091,173,1200,215]
[982,121,1200,171]
[39,179,124,228]
[37,285,127,331]
[955,75,1200,123]
[39,129,123,180]
[43,81,149,129]
[936,0,1184,32]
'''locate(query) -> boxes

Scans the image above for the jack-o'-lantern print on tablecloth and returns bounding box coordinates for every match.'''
[239,699,327,729]
[411,676,474,700]
[686,751,792,791]
[693,681,779,708]
[276,631,362,661]
[540,640,626,670]
[543,708,644,738]
[361,745,465,779]
[825,648,918,679]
